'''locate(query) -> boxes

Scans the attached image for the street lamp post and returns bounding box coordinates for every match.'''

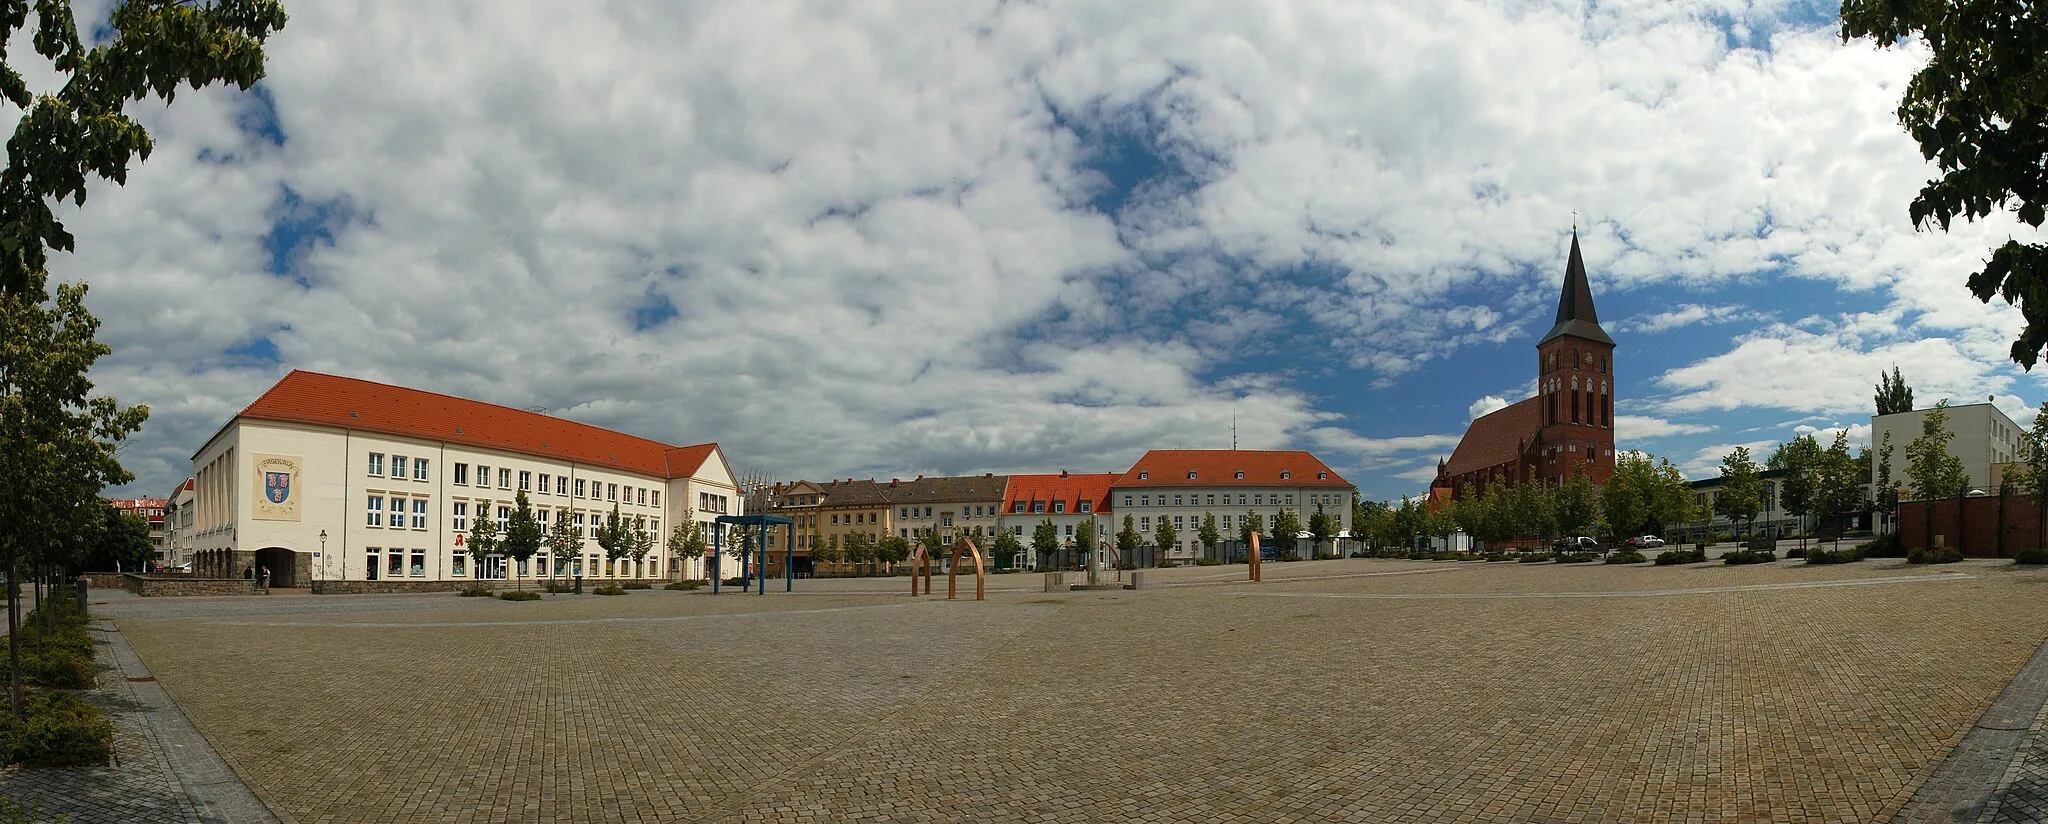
[318,529,327,593]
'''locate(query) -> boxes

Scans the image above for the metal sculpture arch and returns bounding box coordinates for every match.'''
[907,537,988,600]
[1248,532,1263,582]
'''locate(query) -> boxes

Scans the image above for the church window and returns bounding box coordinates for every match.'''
[1572,391,1580,424]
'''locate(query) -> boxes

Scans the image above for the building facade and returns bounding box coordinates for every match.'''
[1002,471,1118,569]
[108,497,169,568]
[1433,232,1618,503]
[1871,402,2028,496]
[189,370,741,588]
[162,478,195,569]
[1110,450,1355,562]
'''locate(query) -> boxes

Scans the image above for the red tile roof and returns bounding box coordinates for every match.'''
[1113,450,1351,488]
[234,370,721,479]
[1004,472,1119,515]
[1442,397,1541,477]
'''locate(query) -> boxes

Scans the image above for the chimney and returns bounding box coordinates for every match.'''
[1060,470,1069,478]
[890,479,900,487]
[916,474,924,480]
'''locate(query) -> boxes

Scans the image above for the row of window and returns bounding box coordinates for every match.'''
[1008,499,1092,515]
[365,453,433,482]
[366,452,676,510]
[1124,492,1294,508]
[698,493,730,514]
[1130,469,1325,481]
[362,548,670,580]
[365,495,430,530]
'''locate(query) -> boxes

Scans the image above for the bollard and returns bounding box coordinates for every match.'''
[573,573,583,594]
[75,578,89,614]
[1043,571,1066,593]
[1128,571,1146,591]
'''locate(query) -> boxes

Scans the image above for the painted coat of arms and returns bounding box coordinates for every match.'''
[253,454,302,521]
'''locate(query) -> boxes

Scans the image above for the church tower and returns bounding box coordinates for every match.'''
[1533,231,1616,487]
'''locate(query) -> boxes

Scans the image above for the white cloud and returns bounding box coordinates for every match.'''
[1616,415,1716,441]
[1678,440,1780,479]
[40,0,2042,503]
[1792,422,1872,450]
[1610,303,1759,335]
[1468,395,1510,421]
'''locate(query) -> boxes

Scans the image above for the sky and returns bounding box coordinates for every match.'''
[30,0,2048,503]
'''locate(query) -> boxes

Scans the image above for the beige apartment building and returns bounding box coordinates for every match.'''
[189,370,741,589]
[1111,450,1356,562]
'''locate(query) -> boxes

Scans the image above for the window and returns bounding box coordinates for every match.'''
[583,513,596,539]
[1064,523,1073,536]
[557,476,569,495]
[1013,525,1024,536]
[942,515,953,527]
[1078,501,1091,513]
[1123,496,1132,507]
[498,468,511,489]
[608,483,618,502]
[1052,501,1065,513]
[924,507,932,517]
[1234,470,1244,479]
[392,456,408,478]
[1317,471,1328,480]
[452,502,468,532]
[537,509,550,527]
[366,548,380,579]
[415,459,430,482]
[650,490,659,507]
[1174,495,1183,506]
[451,552,466,577]
[368,453,385,476]
[623,485,633,503]
[455,463,469,485]
[519,471,532,491]
[831,514,840,525]
[1140,495,1150,506]
[901,507,910,519]
[498,506,510,531]
[1140,517,1151,530]
[1174,516,1185,529]
[1254,495,1263,505]
[1223,515,1233,528]
[366,496,383,527]
[410,549,426,577]
[1013,502,1025,514]
[387,550,404,578]
[638,488,648,506]
[412,499,427,530]
[538,473,550,494]
[1280,471,1291,480]
[1238,495,1247,505]
[478,465,491,487]
[576,479,586,497]
[1032,501,1045,514]
[536,552,549,575]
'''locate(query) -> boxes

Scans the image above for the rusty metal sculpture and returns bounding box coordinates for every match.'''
[947,537,989,601]
[1248,532,1262,582]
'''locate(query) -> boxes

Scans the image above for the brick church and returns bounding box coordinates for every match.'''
[1431,231,1617,503]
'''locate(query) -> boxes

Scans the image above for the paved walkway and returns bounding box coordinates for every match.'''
[0,617,276,823]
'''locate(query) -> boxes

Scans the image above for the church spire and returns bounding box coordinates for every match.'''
[1538,229,1614,346]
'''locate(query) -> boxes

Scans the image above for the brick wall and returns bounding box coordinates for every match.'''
[122,575,265,597]
[78,572,127,589]
[311,580,467,595]
[1899,494,2044,557]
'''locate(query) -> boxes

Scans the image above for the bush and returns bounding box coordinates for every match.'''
[1784,546,1806,559]
[1,690,114,768]
[664,580,701,590]
[592,585,626,596]
[1859,533,1906,558]
[458,584,493,597]
[1117,562,1139,570]
[1349,551,1367,558]
[1517,552,1555,563]
[722,576,748,585]
[622,581,653,590]
[543,582,576,593]
[1654,548,1706,565]
[2015,547,2048,565]
[1907,546,1965,565]
[1605,549,1647,564]
[1806,547,1862,565]
[1554,551,1597,564]
[498,590,541,601]
[1194,558,1221,567]
[2,602,96,690]
[1722,549,1778,565]
[1313,552,1342,560]
[1481,552,1512,562]
[1158,560,1180,568]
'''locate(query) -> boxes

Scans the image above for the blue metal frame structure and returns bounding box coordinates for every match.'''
[709,513,797,595]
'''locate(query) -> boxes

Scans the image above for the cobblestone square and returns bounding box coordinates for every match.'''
[106,558,2048,823]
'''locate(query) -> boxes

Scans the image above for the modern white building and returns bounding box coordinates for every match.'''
[1109,450,1356,562]
[189,370,741,589]
[1871,402,2027,496]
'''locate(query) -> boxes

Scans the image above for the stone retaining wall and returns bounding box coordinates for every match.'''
[78,572,129,589]
[311,580,466,595]
[122,575,264,597]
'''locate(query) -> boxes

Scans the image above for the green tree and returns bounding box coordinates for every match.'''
[1198,511,1221,559]
[546,506,581,580]
[1813,430,1866,548]
[1117,515,1143,566]
[80,504,152,572]
[1153,515,1178,561]
[665,510,705,580]
[1767,434,1824,551]
[599,503,633,577]
[1513,469,1553,544]
[842,532,872,576]
[1032,519,1060,569]
[1271,507,1301,559]
[807,530,839,569]
[1875,366,1915,415]
[874,534,910,572]
[629,516,655,578]
[1874,430,1901,534]
[1906,402,1971,502]
[465,499,498,580]
[1353,499,1390,551]
[2017,403,2048,550]
[0,1,290,296]
[1601,452,1655,544]
[1841,6,2048,368]
[502,490,542,590]
[1554,465,1597,538]
[992,527,1023,569]
[1238,509,1264,555]
[1715,447,1765,538]
[1306,505,1338,558]
[1648,458,1696,538]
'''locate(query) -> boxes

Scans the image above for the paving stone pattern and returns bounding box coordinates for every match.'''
[108,559,2048,823]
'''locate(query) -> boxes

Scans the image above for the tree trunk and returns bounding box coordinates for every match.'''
[8,550,19,718]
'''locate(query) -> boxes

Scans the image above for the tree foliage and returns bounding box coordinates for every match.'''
[1715,447,1764,535]
[1812,430,1867,545]
[665,508,705,578]
[1031,518,1060,563]
[1905,401,1971,501]
[546,506,581,577]
[1553,464,1597,537]
[502,490,542,589]
[991,527,1022,567]
[465,498,498,572]
[1117,514,1142,563]
[1841,5,2048,367]
[1767,434,1824,544]
[0,0,290,296]
[1875,366,1916,414]
[1197,511,1221,554]
[1152,514,1178,558]
[1270,507,1301,558]
[78,503,151,572]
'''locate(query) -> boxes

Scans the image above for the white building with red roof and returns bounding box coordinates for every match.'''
[1110,450,1355,563]
[1001,471,1118,569]
[189,370,741,589]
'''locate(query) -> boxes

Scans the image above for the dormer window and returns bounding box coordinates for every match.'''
[1317,471,1327,480]
[1280,471,1291,480]
[1137,471,1148,480]
[1187,471,1197,480]
[1234,470,1244,479]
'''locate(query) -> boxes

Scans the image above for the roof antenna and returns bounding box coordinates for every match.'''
[1231,408,1238,451]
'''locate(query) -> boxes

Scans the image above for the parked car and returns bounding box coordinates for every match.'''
[1552,536,1601,553]
[1633,535,1665,548]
